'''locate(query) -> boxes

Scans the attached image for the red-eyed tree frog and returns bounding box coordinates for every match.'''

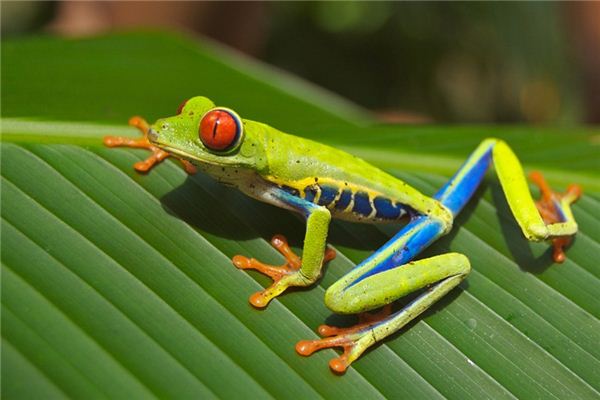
[104,96,581,373]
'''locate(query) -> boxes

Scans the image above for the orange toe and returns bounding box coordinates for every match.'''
[529,171,582,263]
[296,334,355,374]
[249,291,270,308]
[232,234,335,307]
[104,116,196,174]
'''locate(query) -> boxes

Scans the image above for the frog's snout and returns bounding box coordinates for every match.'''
[148,128,159,144]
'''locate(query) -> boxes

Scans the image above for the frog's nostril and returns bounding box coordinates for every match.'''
[148,128,159,143]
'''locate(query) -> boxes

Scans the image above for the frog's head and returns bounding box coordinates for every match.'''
[148,96,267,175]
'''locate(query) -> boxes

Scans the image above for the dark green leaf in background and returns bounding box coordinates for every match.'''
[2,32,599,399]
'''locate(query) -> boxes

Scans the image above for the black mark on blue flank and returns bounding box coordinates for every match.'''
[353,191,372,216]
[318,185,339,206]
[304,185,318,202]
[374,196,404,219]
[335,189,352,210]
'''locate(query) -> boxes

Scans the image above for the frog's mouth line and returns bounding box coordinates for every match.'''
[146,129,191,161]
[154,143,198,163]
[150,137,246,170]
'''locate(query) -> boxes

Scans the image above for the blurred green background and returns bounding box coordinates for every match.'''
[3,1,599,125]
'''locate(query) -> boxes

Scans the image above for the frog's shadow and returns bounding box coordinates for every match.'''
[160,174,408,250]
[489,181,556,273]
[160,175,255,241]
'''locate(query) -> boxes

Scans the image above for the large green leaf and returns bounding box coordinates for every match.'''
[2,32,599,399]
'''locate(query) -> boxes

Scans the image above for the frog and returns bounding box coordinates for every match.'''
[104,96,581,373]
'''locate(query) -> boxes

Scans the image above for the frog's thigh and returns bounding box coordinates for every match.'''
[325,253,470,314]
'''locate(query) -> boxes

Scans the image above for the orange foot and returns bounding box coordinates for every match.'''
[296,305,392,373]
[529,171,582,263]
[104,116,197,174]
[232,235,336,308]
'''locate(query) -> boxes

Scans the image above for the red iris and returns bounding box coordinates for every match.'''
[176,99,189,115]
[199,109,240,151]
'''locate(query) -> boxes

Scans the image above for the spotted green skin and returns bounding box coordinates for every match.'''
[149,96,579,370]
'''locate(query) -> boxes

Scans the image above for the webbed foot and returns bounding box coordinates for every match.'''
[104,116,196,174]
[232,235,336,308]
[296,305,392,373]
[529,171,582,263]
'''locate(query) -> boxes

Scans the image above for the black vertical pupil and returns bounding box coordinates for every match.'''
[212,117,220,138]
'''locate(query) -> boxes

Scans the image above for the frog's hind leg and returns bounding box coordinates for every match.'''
[295,215,455,372]
[434,138,581,261]
[297,138,583,373]
[487,139,581,248]
[104,116,196,173]
[298,252,470,373]
[295,139,494,373]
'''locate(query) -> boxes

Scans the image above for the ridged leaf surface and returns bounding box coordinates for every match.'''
[2,32,599,399]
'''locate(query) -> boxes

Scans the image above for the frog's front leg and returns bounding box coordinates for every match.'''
[103,116,197,173]
[233,188,336,308]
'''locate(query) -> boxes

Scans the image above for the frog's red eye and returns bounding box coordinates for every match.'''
[199,108,243,152]
[176,99,189,115]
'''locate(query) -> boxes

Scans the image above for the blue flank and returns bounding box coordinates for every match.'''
[353,191,373,216]
[318,185,339,206]
[374,196,404,219]
[434,146,493,216]
[304,185,318,203]
[335,189,352,210]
